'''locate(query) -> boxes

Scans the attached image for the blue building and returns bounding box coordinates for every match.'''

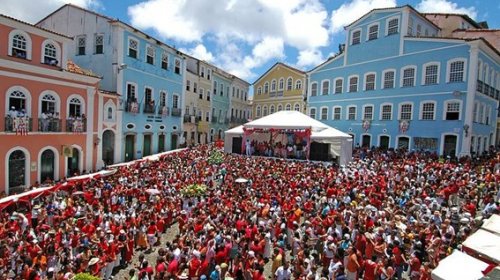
[308,5,500,157]
[211,69,232,141]
[38,4,185,162]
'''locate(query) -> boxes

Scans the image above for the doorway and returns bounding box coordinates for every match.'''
[443,135,457,158]
[171,134,178,150]
[397,136,410,150]
[143,134,152,157]
[361,135,371,148]
[232,137,242,154]
[158,134,165,153]
[67,148,80,176]
[379,135,390,150]
[40,149,55,182]
[125,135,135,161]
[102,130,115,165]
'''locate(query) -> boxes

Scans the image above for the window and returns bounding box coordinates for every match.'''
[365,74,375,91]
[363,106,373,120]
[286,104,291,111]
[320,107,328,120]
[348,106,356,120]
[174,59,181,74]
[387,18,399,35]
[95,34,103,54]
[383,70,395,89]
[416,24,422,36]
[144,87,153,105]
[213,81,217,95]
[270,105,275,114]
[206,91,210,101]
[193,82,197,93]
[311,82,318,96]
[128,38,138,58]
[172,95,179,109]
[295,80,302,90]
[445,101,460,120]
[421,102,435,120]
[333,107,341,120]
[256,106,261,117]
[399,103,412,120]
[402,67,416,87]
[146,45,155,65]
[264,82,269,93]
[368,24,379,40]
[351,30,361,45]
[473,102,479,122]
[159,91,166,107]
[448,60,465,82]
[69,97,82,117]
[381,104,392,120]
[9,31,31,59]
[8,150,26,189]
[349,76,358,92]
[41,94,56,114]
[287,78,293,91]
[8,90,27,112]
[200,66,205,78]
[294,104,300,112]
[309,108,317,119]
[199,88,203,99]
[206,111,210,121]
[186,80,191,91]
[424,63,439,85]
[126,83,136,101]
[43,43,57,65]
[263,106,268,116]
[271,80,277,92]
[279,78,284,90]
[220,84,224,96]
[161,52,169,70]
[334,78,343,93]
[107,107,113,120]
[207,69,211,80]
[76,35,86,56]
[257,87,262,95]
[408,17,414,36]
[322,80,330,95]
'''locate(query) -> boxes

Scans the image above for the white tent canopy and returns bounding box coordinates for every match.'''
[224,111,353,165]
[481,214,500,236]
[432,250,489,280]
[463,229,500,263]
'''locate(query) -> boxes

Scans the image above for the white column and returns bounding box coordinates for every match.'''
[459,43,479,157]
[86,86,95,171]
[96,93,105,169]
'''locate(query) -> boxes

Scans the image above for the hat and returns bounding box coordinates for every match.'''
[178,271,189,279]
[11,106,15,109]
[460,218,470,224]
[48,267,55,272]
[89,258,99,266]
[248,251,255,257]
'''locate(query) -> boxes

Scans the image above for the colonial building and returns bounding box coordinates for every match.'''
[252,62,307,119]
[211,69,232,141]
[0,14,101,194]
[308,5,500,157]
[37,4,185,162]
[229,77,251,128]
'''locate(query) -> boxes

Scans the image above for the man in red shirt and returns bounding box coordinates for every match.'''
[363,255,377,280]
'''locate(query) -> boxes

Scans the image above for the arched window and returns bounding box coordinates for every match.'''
[271,80,277,91]
[277,104,283,111]
[287,78,293,91]
[264,82,269,93]
[256,106,261,117]
[295,80,302,90]
[12,34,27,58]
[263,105,268,116]
[107,107,113,120]
[9,90,27,112]
[270,105,275,114]
[294,104,300,112]
[285,104,291,111]
[8,150,26,190]
[68,97,82,117]
[43,43,58,65]
[278,78,284,90]
[41,94,56,114]
[40,149,55,182]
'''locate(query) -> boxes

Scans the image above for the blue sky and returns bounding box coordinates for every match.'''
[1,0,499,83]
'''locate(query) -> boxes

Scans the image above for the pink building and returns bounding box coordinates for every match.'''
[0,14,101,195]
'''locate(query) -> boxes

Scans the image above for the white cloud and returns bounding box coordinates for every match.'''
[181,44,215,63]
[243,37,285,69]
[330,0,397,34]
[296,49,324,69]
[0,0,101,23]
[416,0,477,19]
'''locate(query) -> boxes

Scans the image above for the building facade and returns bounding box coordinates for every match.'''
[0,15,101,194]
[253,62,307,119]
[197,61,215,144]
[229,77,251,128]
[211,69,232,141]
[37,4,185,162]
[308,5,500,157]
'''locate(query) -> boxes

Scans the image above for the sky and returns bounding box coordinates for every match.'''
[1,0,499,83]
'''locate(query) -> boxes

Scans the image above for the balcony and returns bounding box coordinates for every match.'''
[124,100,141,113]
[211,116,218,123]
[66,118,87,133]
[143,103,156,114]
[171,108,182,117]
[4,117,33,133]
[38,118,61,132]
[277,90,284,97]
[158,106,169,116]
[269,91,276,97]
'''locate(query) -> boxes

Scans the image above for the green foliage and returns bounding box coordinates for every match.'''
[181,184,208,198]
[74,273,100,280]
[208,149,224,165]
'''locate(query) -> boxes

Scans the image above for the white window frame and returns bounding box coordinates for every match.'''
[271,79,277,92]
[159,91,167,107]
[443,99,462,121]
[333,106,342,120]
[364,72,376,91]
[400,65,417,87]
[295,80,302,90]
[256,106,261,117]
[161,51,169,70]
[422,62,440,85]
[286,77,293,91]
[257,87,262,95]
[309,107,317,119]
[367,23,379,41]
[264,82,269,93]
[278,78,285,90]
[263,105,268,116]
[172,94,180,109]
[386,16,400,36]
[419,100,436,120]
[8,30,32,60]
[310,82,318,96]
[94,33,104,54]
[285,103,292,111]
[277,104,283,111]
[334,78,343,94]
[320,106,328,120]
[66,94,85,118]
[40,39,61,66]
[270,105,275,114]
[38,90,61,117]
[348,75,359,93]
[362,104,374,120]
[294,103,301,112]
[351,28,361,45]
[128,37,139,58]
[125,82,138,101]
[174,58,181,74]
[379,103,393,121]
[347,105,357,120]
[145,44,155,65]
[446,58,467,83]
[321,79,330,95]
[382,69,396,89]
[398,102,413,120]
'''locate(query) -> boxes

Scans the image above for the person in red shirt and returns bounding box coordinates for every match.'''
[363,255,377,280]
[155,256,166,278]
[188,254,201,278]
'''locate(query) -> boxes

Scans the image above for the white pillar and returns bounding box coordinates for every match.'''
[86,86,95,172]
[96,93,105,169]
[459,43,479,157]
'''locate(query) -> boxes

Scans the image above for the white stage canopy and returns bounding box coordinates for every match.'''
[481,214,500,236]
[431,250,489,280]
[224,111,353,165]
[462,229,500,263]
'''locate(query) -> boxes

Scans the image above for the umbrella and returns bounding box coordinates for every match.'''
[146,189,161,195]
[235,178,248,183]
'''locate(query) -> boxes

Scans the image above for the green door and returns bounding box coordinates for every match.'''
[143,134,152,157]
[171,134,178,150]
[158,134,165,153]
[40,149,55,182]
[125,135,135,161]
[67,148,79,176]
[380,136,389,150]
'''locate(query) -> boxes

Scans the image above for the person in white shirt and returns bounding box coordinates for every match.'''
[9,106,18,118]
[275,261,292,280]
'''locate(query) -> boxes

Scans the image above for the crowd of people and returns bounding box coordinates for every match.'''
[0,145,499,280]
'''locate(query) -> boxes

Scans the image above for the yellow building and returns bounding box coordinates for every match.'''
[252,62,306,119]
